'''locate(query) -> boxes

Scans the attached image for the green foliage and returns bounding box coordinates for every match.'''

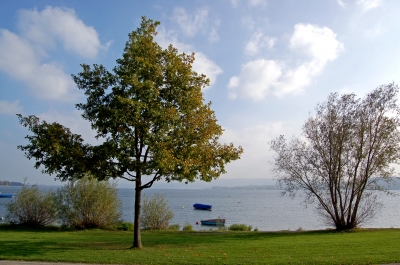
[167,224,180,231]
[140,193,173,230]
[228,224,253,231]
[16,114,91,181]
[182,222,193,231]
[117,222,134,231]
[55,175,122,229]
[16,16,243,248]
[6,182,57,227]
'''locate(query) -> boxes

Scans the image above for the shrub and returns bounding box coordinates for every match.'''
[140,193,173,230]
[228,224,253,231]
[55,175,122,229]
[117,222,134,231]
[218,225,228,231]
[6,182,57,227]
[182,222,193,231]
[168,224,180,231]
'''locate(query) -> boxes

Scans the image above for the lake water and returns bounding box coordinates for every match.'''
[1,186,399,231]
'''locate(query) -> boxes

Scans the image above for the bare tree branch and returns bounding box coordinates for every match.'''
[271,83,400,230]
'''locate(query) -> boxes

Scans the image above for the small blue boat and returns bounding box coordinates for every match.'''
[193,203,212,210]
[0,193,12,198]
[201,219,225,226]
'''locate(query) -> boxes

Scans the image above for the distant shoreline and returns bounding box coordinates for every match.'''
[0,181,23,186]
[211,185,281,190]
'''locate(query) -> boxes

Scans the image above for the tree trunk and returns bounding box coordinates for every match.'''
[132,179,142,248]
[335,220,357,231]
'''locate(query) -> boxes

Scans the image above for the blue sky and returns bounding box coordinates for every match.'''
[1,0,399,187]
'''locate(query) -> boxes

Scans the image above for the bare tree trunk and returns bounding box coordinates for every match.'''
[132,178,142,248]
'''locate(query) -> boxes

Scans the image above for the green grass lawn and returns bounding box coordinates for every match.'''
[0,226,399,265]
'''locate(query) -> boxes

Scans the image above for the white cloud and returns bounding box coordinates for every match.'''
[363,21,383,38]
[0,100,23,115]
[230,0,239,8]
[357,0,383,12]
[242,17,256,30]
[171,6,220,43]
[208,28,219,43]
[0,7,106,102]
[0,29,78,101]
[249,0,267,7]
[17,6,105,58]
[171,7,209,37]
[230,0,266,8]
[219,122,286,178]
[221,123,283,156]
[337,0,347,8]
[228,24,344,100]
[275,60,324,97]
[289,24,343,62]
[192,52,223,87]
[228,59,282,100]
[155,28,193,52]
[38,109,98,145]
[245,31,276,56]
[155,28,222,88]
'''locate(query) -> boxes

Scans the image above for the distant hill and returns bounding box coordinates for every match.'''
[145,178,279,190]
[211,185,281,190]
[374,177,400,190]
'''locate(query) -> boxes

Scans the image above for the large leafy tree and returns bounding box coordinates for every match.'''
[270,83,400,230]
[17,17,243,248]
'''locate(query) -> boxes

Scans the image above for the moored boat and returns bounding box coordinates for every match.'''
[193,203,212,210]
[0,193,12,198]
[200,219,225,226]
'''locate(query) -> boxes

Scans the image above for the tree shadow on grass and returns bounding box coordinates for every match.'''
[140,229,340,248]
[0,240,74,259]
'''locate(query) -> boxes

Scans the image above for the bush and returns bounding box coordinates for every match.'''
[117,222,134,231]
[217,225,227,231]
[182,222,193,231]
[140,193,173,230]
[55,175,122,229]
[6,182,57,227]
[168,224,180,231]
[228,224,253,231]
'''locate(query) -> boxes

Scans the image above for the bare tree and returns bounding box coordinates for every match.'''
[270,83,400,230]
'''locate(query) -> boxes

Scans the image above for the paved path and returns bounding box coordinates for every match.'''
[0,260,125,265]
[1,260,400,265]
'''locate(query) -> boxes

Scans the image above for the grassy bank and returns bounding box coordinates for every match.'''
[0,226,399,264]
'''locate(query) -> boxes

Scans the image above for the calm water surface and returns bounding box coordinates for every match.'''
[1,186,399,231]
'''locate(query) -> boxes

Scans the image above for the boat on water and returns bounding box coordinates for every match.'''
[200,219,225,226]
[0,192,12,198]
[193,203,212,210]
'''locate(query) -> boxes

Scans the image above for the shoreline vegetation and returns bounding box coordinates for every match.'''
[0,225,399,264]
